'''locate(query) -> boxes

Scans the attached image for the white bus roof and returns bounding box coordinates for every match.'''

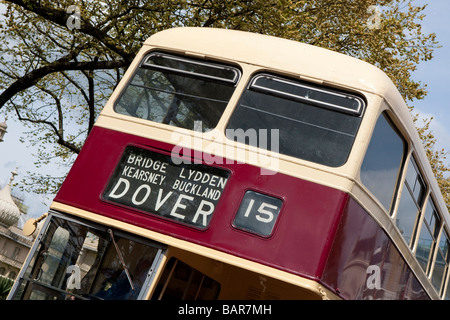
[145,27,397,99]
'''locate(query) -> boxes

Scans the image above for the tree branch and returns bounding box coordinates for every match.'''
[0,59,127,110]
[6,0,135,61]
[83,67,96,133]
[12,101,81,154]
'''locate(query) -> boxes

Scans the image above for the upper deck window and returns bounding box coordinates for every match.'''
[433,229,450,295]
[416,198,441,272]
[360,113,406,212]
[395,157,426,246]
[226,74,365,167]
[115,52,240,132]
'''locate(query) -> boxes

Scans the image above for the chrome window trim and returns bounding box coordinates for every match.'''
[249,74,364,116]
[142,52,241,84]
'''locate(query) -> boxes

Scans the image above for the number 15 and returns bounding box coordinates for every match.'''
[243,199,279,223]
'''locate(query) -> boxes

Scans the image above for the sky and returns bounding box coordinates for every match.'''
[413,0,450,156]
[0,1,449,220]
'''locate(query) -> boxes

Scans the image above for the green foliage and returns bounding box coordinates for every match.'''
[0,0,447,209]
[0,275,14,300]
[412,113,450,212]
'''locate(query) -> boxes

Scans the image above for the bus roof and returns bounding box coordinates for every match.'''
[144,27,396,99]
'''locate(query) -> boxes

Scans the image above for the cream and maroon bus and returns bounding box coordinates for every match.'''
[9,27,450,300]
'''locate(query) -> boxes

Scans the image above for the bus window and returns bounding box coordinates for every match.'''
[115,52,240,132]
[152,258,220,300]
[395,157,426,245]
[360,113,406,212]
[10,214,165,300]
[416,198,441,272]
[432,229,450,295]
[226,74,365,167]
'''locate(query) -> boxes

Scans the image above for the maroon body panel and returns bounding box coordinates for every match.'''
[55,126,347,279]
[54,126,430,299]
[321,198,429,300]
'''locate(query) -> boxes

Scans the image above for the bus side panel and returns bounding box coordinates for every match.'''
[321,197,430,300]
[54,126,349,280]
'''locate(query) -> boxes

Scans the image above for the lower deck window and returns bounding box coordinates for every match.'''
[152,258,220,300]
[10,213,164,300]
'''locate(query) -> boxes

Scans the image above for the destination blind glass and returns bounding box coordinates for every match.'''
[103,146,229,228]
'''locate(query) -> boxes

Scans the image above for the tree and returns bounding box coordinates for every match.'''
[413,114,450,212]
[0,0,447,208]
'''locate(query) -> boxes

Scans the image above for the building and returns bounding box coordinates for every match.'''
[0,170,33,280]
[0,117,7,142]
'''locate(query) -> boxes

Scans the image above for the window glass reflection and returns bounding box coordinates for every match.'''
[432,230,450,294]
[152,258,220,300]
[395,158,426,246]
[226,74,364,167]
[115,52,240,132]
[395,190,420,244]
[415,199,440,272]
[360,113,406,211]
[11,214,164,300]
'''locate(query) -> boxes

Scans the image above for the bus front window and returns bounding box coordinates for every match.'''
[10,213,164,300]
[114,52,241,132]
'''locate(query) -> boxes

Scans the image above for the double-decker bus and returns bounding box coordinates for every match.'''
[8,27,450,300]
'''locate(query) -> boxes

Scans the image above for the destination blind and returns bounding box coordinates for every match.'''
[102,146,230,228]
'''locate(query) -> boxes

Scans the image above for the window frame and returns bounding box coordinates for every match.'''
[360,111,408,213]
[394,155,428,247]
[152,257,221,300]
[9,211,166,300]
[414,196,442,274]
[142,52,241,84]
[441,227,450,300]
[431,228,450,296]
[225,72,366,168]
[248,74,364,116]
[113,51,242,133]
